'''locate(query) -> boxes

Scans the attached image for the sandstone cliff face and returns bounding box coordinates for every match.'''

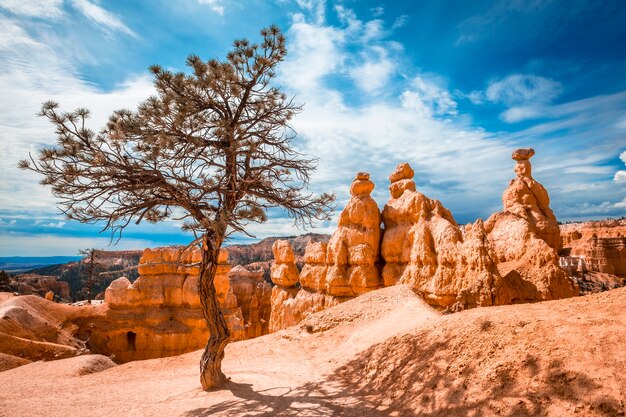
[228,266,272,338]
[560,220,626,275]
[90,246,270,363]
[10,274,71,301]
[560,220,626,293]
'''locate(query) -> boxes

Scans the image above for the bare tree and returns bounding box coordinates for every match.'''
[78,248,101,304]
[19,25,334,390]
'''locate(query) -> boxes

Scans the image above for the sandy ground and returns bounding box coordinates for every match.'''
[1,285,625,417]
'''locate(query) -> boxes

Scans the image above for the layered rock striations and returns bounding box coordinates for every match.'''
[87,246,270,362]
[380,162,475,306]
[560,220,626,293]
[560,220,626,275]
[379,151,578,308]
[228,266,272,338]
[10,274,70,301]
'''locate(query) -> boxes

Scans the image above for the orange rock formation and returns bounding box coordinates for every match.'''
[268,240,343,332]
[269,149,579,329]
[482,149,578,304]
[326,172,383,296]
[560,220,626,275]
[560,219,626,292]
[94,246,272,362]
[269,172,383,331]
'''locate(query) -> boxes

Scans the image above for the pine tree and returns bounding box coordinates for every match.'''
[0,270,11,292]
[78,248,102,304]
[19,25,334,390]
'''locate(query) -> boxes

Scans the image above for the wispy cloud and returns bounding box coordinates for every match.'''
[391,14,408,29]
[0,14,152,217]
[295,0,326,25]
[350,47,395,94]
[370,6,384,17]
[402,75,458,117]
[281,3,626,225]
[197,0,224,16]
[0,219,17,226]
[484,74,562,105]
[34,220,66,228]
[0,0,64,19]
[456,0,553,45]
[281,6,512,220]
[70,0,136,37]
[469,73,563,122]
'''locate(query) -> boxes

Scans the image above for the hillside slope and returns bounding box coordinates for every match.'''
[0,286,624,416]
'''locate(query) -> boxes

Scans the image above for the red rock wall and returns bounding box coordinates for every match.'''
[560,220,626,276]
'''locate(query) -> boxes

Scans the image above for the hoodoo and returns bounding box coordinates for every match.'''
[269,149,579,327]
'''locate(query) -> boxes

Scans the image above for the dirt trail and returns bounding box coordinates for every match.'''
[1,285,625,417]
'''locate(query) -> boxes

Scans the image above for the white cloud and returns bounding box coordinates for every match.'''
[70,0,136,37]
[280,8,512,219]
[485,74,562,105]
[0,16,153,216]
[500,105,542,123]
[468,73,563,122]
[295,0,326,25]
[401,75,458,116]
[34,220,66,228]
[614,150,626,183]
[350,47,395,94]
[391,14,408,30]
[198,0,224,15]
[287,6,402,96]
[370,6,384,17]
[0,0,64,19]
[0,15,41,49]
[279,5,626,226]
[280,21,345,94]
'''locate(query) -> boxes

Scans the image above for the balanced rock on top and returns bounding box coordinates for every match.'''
[497,148,560,251]
[325,171,382,297]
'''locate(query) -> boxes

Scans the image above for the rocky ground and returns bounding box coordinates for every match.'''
[1,285,624,417]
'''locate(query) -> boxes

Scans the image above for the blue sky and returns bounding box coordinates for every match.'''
[0,0,625,256]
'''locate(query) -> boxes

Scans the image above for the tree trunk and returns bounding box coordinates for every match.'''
[198,234,231,390]
[88,250,94,305]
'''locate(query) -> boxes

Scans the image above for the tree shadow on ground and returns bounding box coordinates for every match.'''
[184,321,625,417]
[183,378,381,416]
